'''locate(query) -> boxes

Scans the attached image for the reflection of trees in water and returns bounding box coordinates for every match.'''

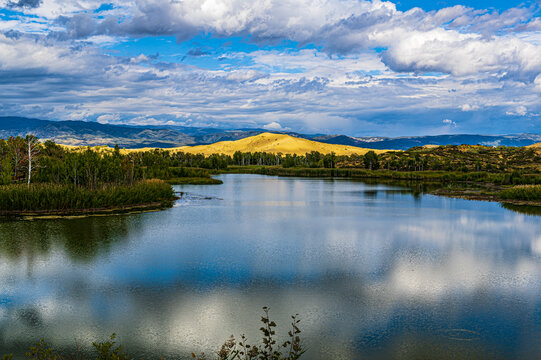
[349,179,427,201]
[0,215,144,265]
[501,203,541,216]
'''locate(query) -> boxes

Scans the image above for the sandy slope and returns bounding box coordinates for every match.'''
[170,133,388,156]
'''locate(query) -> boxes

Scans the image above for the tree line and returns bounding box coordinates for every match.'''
[1,136,539,187]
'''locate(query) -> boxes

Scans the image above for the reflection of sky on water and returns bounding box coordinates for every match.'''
[0,174,540,359]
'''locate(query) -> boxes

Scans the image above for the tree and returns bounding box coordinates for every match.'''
[363,151,380,170]
[323,152,336,168]
[7,136,25,182]
[25,135,40,186]
[0,157,12,185]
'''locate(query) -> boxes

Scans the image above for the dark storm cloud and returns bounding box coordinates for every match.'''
[7,0,41,9]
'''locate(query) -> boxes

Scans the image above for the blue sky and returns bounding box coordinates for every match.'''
[0,0,540,136]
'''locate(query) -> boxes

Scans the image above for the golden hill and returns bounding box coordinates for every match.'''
[169,133,388,156]
[527,142,541,148]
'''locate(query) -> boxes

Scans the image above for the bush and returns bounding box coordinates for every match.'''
[93,334,132,360]
[192,307,306,360]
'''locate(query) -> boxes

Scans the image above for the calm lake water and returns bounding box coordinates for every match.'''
[1,174,541,359]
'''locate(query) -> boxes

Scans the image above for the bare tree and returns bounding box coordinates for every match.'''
[25,134,40,186]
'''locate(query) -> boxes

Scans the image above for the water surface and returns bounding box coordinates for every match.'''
[1,174,540,359]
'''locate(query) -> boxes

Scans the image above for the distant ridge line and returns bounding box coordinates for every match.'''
[0,116,540,150]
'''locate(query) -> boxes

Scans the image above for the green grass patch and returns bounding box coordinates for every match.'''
[222,166,541,185]
[500,185,541,201]
[166,177,223,185]
[0,179,175,213]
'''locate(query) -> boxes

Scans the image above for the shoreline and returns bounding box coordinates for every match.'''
[0,198,178,220]
[216,167,541,208]
[3,170,540,219]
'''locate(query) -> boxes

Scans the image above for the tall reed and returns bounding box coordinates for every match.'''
[0,179,174,212]
[500,185,541,201]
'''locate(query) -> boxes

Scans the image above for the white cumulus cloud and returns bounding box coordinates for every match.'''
[263,122,284,131]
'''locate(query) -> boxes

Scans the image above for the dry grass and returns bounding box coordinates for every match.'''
[56,133,391,156]
[171,133,390,156]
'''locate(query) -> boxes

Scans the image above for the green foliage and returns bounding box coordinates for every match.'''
[223,166,541,186]
[363,151,379,170]
[500,185,541,201]
[166,177,223,185]
[192,307,307,360]
[93,334,132,360]
[25,339,58,360]
[2,136,540,189]
[0,179,174,213]
[2,334,132,360]
[0,157,12,185]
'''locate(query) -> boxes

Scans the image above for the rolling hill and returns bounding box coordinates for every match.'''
[171,133,388,156]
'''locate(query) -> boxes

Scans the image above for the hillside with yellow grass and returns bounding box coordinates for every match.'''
[170,133,387,156]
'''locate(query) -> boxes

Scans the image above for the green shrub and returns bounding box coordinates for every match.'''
[500,185,541,201]
[93,334,132,360]
[192,307,306,360]
[25,339,58,360]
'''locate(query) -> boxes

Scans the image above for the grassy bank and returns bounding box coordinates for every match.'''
[0,179,175,215]
[166,177,223,185]
[500,185,541,201]
[164,167,223,185]
[221,166,541,185]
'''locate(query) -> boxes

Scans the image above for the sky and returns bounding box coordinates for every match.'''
[0,0,540,136]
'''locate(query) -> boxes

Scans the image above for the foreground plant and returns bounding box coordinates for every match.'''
[192,307,307,360]
[0,308,305,360]
[92,333,132,360]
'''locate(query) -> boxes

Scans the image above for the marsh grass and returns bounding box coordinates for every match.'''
[166,177,223,185]
[500,185,541,201]
[0,179,174,212]
[221,166,541,185]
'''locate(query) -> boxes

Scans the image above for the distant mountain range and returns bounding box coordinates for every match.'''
[313,133,541,150]
[1,116,540,150]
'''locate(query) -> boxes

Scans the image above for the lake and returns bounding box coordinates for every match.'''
[1,174,540,359]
